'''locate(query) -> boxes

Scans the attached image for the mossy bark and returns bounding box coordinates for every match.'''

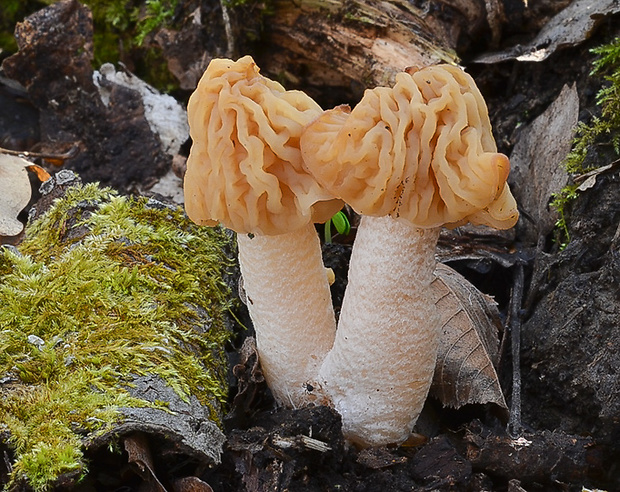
[0,172,235,491]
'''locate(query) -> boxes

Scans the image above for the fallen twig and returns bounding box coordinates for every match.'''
[0,144,79,165]
[507,262,525,438]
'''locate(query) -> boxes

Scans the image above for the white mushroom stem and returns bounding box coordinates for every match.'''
[316,215,441,447]
[237,222,337,406]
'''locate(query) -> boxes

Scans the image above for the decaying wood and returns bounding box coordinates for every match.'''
[226,405,345,492]
[475,0,620,63]
[0,172,230,490]
[251,0,492,102]
[124,433,168,491]
[464,420,608,486]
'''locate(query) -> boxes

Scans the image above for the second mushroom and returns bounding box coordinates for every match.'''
[300,64,518,447]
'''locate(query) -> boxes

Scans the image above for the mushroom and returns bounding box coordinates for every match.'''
[183,56,343,405]
[300,64,518,446]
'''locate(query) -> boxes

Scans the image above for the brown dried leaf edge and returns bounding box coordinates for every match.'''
[430,263,507,410]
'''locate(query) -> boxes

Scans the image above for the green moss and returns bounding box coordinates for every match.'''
[86,0,180,90]
[134,0,178,46]
[552,37,620,247]
[563,37,620,173]
[549,184,578,249]
[0,183,234,490]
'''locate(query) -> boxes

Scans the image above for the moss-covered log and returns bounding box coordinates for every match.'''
[0,172,235,491]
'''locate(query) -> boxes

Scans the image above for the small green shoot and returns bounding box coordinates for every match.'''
[324,210,351,244]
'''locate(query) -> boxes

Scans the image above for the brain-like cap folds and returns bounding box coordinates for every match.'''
[184,56,343,235]
[300,64,518,230]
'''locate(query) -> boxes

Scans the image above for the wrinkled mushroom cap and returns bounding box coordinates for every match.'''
[184,56,343,235]
[300,64,518,230]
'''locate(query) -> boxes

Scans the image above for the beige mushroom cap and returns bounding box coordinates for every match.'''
[300,64,518,230]
[184,56,343,235]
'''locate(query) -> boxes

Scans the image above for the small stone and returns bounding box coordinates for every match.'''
[27,334,45,349]
[39,176,56,195]
[55,170,79,186]
[1,245,21,256]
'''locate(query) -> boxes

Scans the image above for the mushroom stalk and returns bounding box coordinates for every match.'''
[237,222,337,406]
[316,215,441,447]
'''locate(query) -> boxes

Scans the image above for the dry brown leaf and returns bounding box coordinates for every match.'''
[430,263,507,410]
[124,433,168,491]
[575,158,620,192]
[172,476,214,492]
[0,154,33,237]
[25,164,52,182]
